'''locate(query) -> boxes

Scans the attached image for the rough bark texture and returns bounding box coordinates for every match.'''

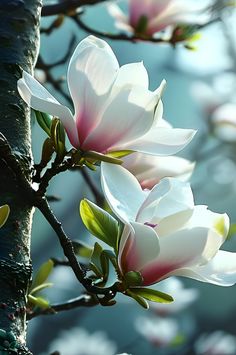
[0,1,41,353]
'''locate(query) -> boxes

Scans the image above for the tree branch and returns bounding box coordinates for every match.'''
[42,0,108,17]
[27,294,98,320]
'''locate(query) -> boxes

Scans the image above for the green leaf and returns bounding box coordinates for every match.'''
[28,295,50,309]
[40,138,55,167]
[90,242,104,278]
[72,241,93,259]
[124,271,143,287]
[30,282,53,296]
[135,15,148,34]
[34,110,52,136]
[125,289,149,309]
[80,199,119,249]
[130,287,174,304]
[31,259,54,291]
[0,205,10,228]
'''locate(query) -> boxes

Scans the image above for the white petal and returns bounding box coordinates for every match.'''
[18,71,79,147]
[174,251,236,286]
[67,35,119,142]
[137,178,194,236]
[82,85,158,152]
[113,62,149,90]
[101,163,145,223]
[125,127,196,155]
[119,222,160,274]
[140,226,216,285]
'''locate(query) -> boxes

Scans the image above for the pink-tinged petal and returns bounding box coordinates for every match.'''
[107,3,132,32]
[82,85,159,153]
[101,163,145,223]
[17,71,79,147]
[140,226,217,285]
[67,36,119,143]
[137,178,194,235]
[125,127,196,156]
[118,222,160,275]
[174,251,236,286]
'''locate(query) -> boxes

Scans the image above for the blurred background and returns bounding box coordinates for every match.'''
[29,0,236,354]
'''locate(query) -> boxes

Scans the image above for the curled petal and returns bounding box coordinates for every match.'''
[174,251,236,286]
[18,71,79,147]
[101,163,145,223]
[125,127,196,156]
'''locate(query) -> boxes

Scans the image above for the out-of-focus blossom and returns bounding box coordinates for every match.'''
[135,317,180,347]
[42,327,117,355]
[122,151,195,189]
[101,163,235,287]
[108,0,210,37]
[17,35,195,156]
[211,103,236,142]
[34,69,47,84]
[149,277,198,314]
[195,331,236,355]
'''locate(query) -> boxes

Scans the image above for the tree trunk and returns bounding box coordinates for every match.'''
[0,1,41,353]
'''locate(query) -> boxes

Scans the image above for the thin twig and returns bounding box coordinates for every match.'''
[27,294,98,320]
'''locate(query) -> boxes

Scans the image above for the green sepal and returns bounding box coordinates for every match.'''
[106,150,134,159]
[130,287,173,304]
[124,271,143,288]
[0,205,10,228]
[135,15,148,35]
[40,138,55,167]
[83,150,123,165]
[30,259,54,292]
[51,118,66,162]
[227,223,236,239]
[80,199,119,250]
[28,295,50,309]
[125,289,149,309]
[34,110,52,136]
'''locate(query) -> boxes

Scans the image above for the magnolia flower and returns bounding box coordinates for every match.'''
[149,277,198,314]
[42,327,117,355]
[135,317,180,347]
[122,151,195,189]
[108,0,210,36]
[211,103,236,143]
[195,331,236,355]
[18,35,195,156]
[101,162,236,287]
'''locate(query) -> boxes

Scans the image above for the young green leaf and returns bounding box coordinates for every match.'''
[28,295,50,309]
[106,150,134,159]
[0,205,10,228]
[125,289,149,309]
[130,287,173,304]
[80,199,119,249]
[124,271,143,287]
[72,241,93,259]
[30,282,53,296]
[34,110,52,136]
[31,259,54,291]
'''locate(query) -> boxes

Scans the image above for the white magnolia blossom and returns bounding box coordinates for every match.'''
[149,277,198,314]
[123,149,195,189]
[101,162,236,287]
[42,327,117,355]
[135,317,179,347]
[108,0,210,36]
[211,103,236,143]
[195,331,236,355]
[17,35,195,156]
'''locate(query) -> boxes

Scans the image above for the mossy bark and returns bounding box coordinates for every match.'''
[0,1,41,353]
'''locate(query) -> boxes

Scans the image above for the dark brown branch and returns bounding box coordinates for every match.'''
[73,15,169,43]
[27,294,98,319]
[42,0,108,17]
